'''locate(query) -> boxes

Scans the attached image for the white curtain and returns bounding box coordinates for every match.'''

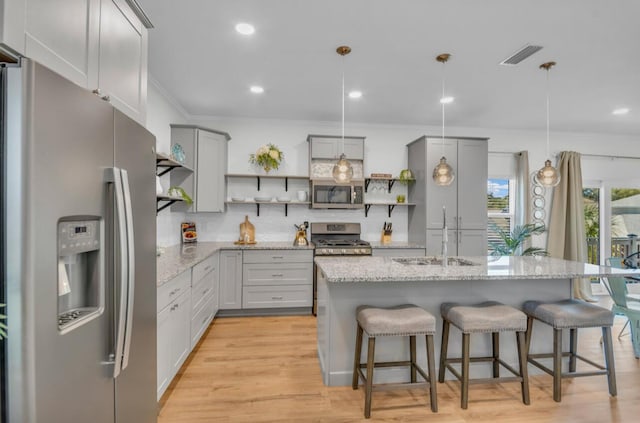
[547,151,595,301]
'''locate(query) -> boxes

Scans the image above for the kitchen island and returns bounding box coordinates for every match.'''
[315,255,638,386]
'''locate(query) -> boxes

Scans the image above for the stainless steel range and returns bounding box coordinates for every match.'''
[311,222,372,255]
[311,222,372,314]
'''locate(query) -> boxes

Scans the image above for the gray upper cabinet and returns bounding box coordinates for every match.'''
[307,135,365,160]
[170,125,230,213]
[22,0,149,124]
[24,0,100,88]
[407,135,488,256]
[0,0,26,58]
[96,0,148,124]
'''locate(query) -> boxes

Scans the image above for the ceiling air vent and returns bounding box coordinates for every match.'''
[500,44,543,66]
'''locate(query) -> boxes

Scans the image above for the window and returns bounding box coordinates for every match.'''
[583,187,600,264]
[610,187,640,258]
[487,178,514,253]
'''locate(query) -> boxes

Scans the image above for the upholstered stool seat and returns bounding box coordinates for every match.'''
[352,305,438,418]
[439,301,530,409]
[523,299,617,402]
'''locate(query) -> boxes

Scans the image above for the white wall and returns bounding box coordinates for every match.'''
[146,78,190,247]
[146,88,639,247]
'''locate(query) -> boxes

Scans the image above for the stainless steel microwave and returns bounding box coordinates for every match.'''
[311,180,364,209]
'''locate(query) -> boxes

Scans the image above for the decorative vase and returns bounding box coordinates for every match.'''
[263,166,271,174]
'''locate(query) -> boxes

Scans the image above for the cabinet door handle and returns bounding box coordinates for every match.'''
[169,290,175,296]
[458,216,462,228]
[204,265,211,272]
[203,288,210,295]
[271,296,283,300]
[271,274,284,277]
[271,256,284,259]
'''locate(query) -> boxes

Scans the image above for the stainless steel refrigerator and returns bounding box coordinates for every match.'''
[1,59,157,423]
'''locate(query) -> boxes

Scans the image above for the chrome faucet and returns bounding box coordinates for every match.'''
[442,206,448,268]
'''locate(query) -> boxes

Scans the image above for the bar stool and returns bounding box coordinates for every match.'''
[523,299,616,402]
[438,301,530,409]
[352,304,438,418]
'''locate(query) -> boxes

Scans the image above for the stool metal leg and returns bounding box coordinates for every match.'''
[352,324,364,390]
[426,334,438,413]
[602,326,617,397]
[461,333,471,409]
[438,319,450,383]
[553,328,562,402]
[569,328,577,373]
[364,337,376,418]
[492,332,500,378]
[516,331,530,405]
[410,335,417,383]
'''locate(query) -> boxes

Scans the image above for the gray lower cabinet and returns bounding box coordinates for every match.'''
[372,247,426,257]
[242,249,313,309]
[219,250,243,309]
[156,269,191,400]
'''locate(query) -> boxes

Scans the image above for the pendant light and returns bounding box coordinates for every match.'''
[332,45,354,183]
[535,61,561,187]
[432,53,455,186]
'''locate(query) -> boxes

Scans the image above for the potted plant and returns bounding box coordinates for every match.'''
[249,143,284,173]
[490,223,548,256]
[398,169,415,186]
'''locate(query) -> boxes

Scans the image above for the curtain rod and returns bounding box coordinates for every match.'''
[582,153,640,160]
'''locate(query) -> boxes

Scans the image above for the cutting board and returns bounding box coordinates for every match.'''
[239,215,255,243]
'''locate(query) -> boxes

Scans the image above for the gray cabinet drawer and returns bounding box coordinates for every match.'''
[242,285,312,309]
[190,293,214,348]
[157,270,191,312]
[243,249,312,264]
[192,255,216,284]
[243,263,312,286]
[191,271,214,312]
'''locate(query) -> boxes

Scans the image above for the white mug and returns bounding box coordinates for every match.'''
[297,190,308,202]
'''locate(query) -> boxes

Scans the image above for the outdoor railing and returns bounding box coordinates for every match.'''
[586,236,640,265]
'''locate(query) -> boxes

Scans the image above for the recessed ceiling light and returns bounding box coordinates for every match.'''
[235,23,255,35]
[440,96,454,104]
[348,91,362,99]
[612,107,630,115]
[250,85,264,94]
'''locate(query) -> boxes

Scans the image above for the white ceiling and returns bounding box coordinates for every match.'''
[139,0,639,135]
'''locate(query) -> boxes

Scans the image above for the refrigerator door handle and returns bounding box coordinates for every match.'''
[120,169,136,371]
[106,167,129,378]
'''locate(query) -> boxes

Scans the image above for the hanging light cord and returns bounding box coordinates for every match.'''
[441,60,446,155]
[341,55,345,153]
[545,67,550,159]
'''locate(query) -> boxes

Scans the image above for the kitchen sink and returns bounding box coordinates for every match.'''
[392,257,479,266]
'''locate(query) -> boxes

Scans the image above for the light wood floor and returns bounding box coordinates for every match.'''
[158,298,640,423]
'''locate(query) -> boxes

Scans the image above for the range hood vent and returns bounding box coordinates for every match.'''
[500,44,543,66]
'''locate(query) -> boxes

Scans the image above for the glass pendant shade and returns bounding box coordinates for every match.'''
[535,159,561,187]
[332,154,353,183]
[432,156,455,186]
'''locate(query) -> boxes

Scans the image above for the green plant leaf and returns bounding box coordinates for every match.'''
[168,186,193,206]
[489,223,547,256]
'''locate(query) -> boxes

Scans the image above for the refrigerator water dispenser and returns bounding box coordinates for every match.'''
[57,217,104,333]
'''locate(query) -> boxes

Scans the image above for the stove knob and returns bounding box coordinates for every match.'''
[328,249,334,254]
[354,249,360,254]
[341,249,347,254]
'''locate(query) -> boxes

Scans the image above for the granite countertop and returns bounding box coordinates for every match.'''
[367,241,426,249]
[314,255,640,283]
[157,241,314,286]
